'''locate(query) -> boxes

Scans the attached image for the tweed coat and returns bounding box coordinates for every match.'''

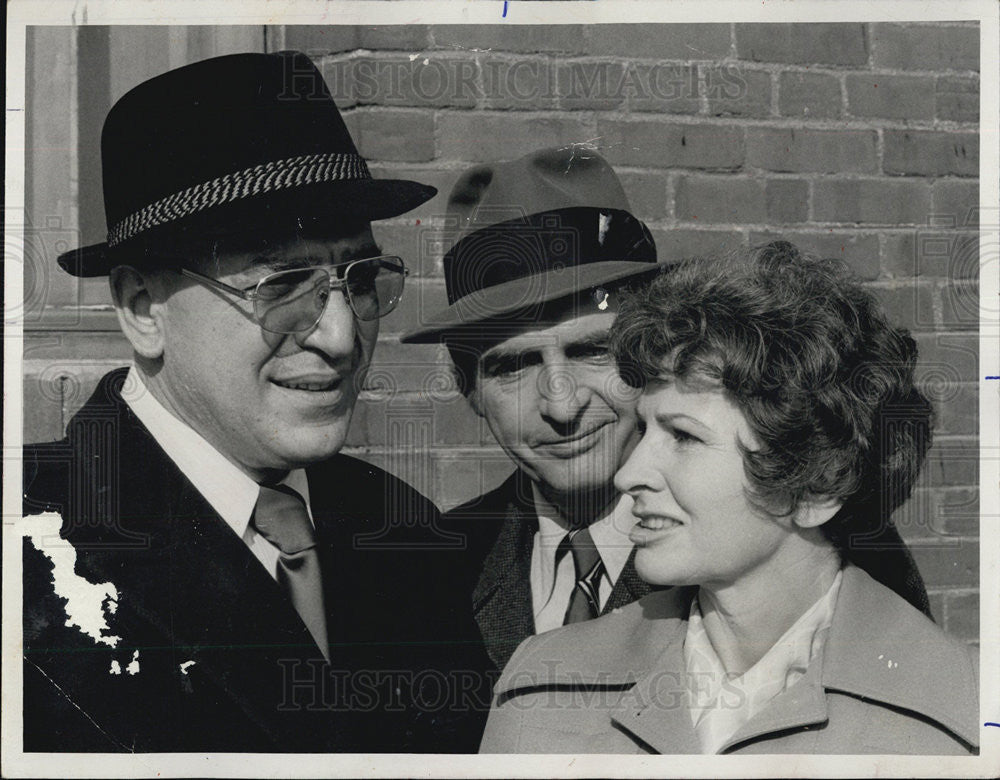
[480,565,979,755]
[440,470,658,675]
[22,369,488,753]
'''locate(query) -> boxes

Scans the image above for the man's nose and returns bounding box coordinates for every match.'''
[297,289,359,358]
[537,363,590,424]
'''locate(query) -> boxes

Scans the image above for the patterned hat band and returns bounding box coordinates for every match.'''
[106,152,372,247]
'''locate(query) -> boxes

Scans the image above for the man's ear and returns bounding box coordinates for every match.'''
[793,494,843,529]
[109,265,168,360]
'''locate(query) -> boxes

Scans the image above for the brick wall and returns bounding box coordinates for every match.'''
[21,23,980,639]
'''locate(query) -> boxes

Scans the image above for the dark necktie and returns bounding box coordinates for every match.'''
[252,483,330,661]
[558,526,606,625]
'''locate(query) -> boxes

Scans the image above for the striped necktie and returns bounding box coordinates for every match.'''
[558,526,605,625]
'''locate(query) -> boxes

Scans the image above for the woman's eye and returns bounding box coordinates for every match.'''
[672,428,701,445]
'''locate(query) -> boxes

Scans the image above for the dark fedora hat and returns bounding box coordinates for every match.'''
[58,50,437,277]
[400,145,658,344]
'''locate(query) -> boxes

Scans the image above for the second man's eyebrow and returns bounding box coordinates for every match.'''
[563,331,612,356]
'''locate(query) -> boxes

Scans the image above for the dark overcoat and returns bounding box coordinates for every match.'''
[22,369,489,753]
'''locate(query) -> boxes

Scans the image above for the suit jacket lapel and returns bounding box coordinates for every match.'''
[472,473,537,671]
[603,547,653,614]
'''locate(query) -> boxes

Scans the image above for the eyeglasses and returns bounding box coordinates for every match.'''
[178,256,408,334]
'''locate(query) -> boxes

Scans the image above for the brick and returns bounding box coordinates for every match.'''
[351,54,479,109]
[909,540,978,588]
[812,179,932,225]
[914,333,979,385]
[929,383,978,436]
[434,24,589,55]
[939,280,979,331]
[583,24,731,60]
[925,591,945,625]
[764,179,809,223]
[746,128,877,174]
[846,74,935,121]
[597,119,744,170]
[317,56,356,107]
[936,76,979,123]
[367,163,459,227]
[869,284,936,330]
[343,108,435,162]
[364,341,450,395]
[435,455,516,512]
[358,25,431,51]
[379,277,449,336]
[554,60,628,112]
[616,171,668,222]
[705,67,772,118]
[885,230,980,280]
[622,63,700,114]
[945,591,980,641]
[896,488,978,541]
[778,71,843,119]
[24,331,132,362]
[480,55,559,110]
[675,176,766,224]
[933,180,979,227]
[439,112,593,162]
[279,26,360,54]
[883,130,978,177]
[750,231,880,280]
[924,438,978,488]
[871,24,979,72]
[23,374,65,443]
[651,228,744,264]
[370,221,445,280]
[735,23,868,66]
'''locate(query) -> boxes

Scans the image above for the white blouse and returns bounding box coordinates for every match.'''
[683,570,843,753]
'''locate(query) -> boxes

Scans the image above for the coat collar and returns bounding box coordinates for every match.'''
[472,471,538,670]
[495,565,979,751]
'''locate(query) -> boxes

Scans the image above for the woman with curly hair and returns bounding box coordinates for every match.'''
[480,242,978,755]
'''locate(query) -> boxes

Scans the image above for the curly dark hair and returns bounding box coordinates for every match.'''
[610,241,934,550]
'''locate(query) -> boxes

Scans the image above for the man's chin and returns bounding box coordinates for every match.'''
[267,427,351,471]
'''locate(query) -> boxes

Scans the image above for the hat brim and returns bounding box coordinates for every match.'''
[58,178,436,277]
[400,260,662,344]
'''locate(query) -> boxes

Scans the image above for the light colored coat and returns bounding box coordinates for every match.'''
[480,565,978,755]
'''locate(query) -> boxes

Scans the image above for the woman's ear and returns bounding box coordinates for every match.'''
[109,266,167,360]
[793,495,843,529]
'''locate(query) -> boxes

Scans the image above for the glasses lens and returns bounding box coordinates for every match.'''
[345,257,406,321]
[255,268,329,334]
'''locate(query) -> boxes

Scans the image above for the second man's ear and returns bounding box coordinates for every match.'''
[109,265,168,360]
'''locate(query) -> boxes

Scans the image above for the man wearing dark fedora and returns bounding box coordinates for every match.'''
[402,146,667,675]
[402,146,933,680]
[21,51,485,753]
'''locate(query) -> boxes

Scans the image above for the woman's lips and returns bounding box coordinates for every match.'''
[629,514,683,546]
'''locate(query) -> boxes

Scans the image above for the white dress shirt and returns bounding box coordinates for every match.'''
[122,366,312,581]
[683,569,843,754]
[530,485,635,634]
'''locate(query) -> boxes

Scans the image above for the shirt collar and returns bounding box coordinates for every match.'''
[530,484,634,583]
[121,366,311,537]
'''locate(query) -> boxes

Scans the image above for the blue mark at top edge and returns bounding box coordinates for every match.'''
[502,1,508,18]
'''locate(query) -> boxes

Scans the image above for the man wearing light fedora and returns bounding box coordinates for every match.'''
[22,51,485,753]
[403,146,932,679]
